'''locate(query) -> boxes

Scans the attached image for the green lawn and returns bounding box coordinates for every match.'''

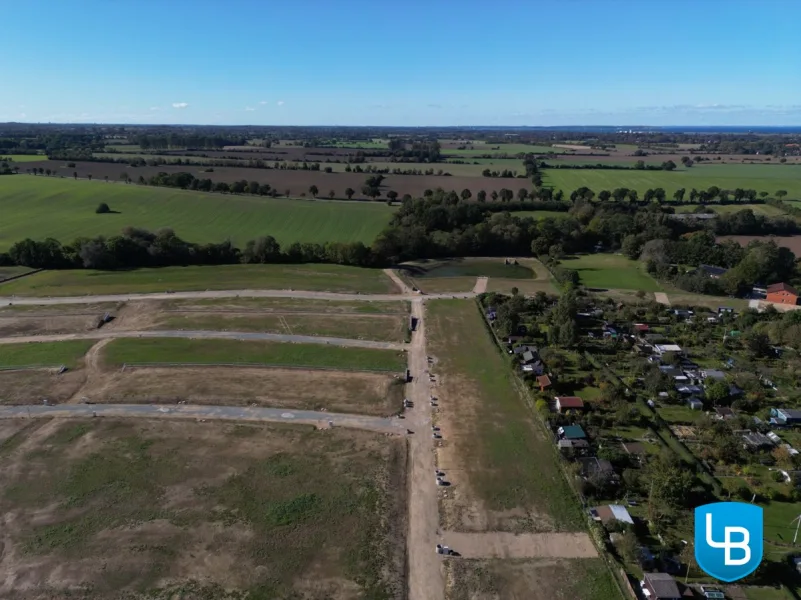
[0,340,95,368]
[427,299,584,531]
[102,338,407,372]
[544,164,801,200]
[1,155,47,163]
[561,254,662,292]
[0,264,397,296]
[0,266,35,282]
[0,176,393,249]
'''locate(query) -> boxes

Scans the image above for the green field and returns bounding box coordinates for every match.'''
[673,203,787,216]
[0,266,35,281]
[0,419,404,598]
[544,164,801,199]
[444,143,567,156]
[0,176,393,249]
[561,253,662,292]
[427,299,583,531]
[0,340,95,368]
[0,155,47,163]
[0,264,396,296]
[102,338,407,372]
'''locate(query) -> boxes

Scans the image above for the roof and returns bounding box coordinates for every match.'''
[702,369,726,380]
[592,504,634,525]
[558,439,589,448]
[655,344,682,353]
[742,432,774,448]
[701,264,728,276]
[580,457,615,476]
[536,375,552,388]
[621,441,646,455]
[715,407,736,418]
[778,408,801,419]
[644,573,681,598]
[634,323,650,331]
[559,425,586,439]
[687,397,704,407]
[521,351,536,363]
[767,282,799,295]
[556,396,584,409]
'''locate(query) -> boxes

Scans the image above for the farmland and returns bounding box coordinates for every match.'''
[560,253,662,292]
[0,176,393,249]
[0,263,397,296]
[543,164,801,199]
[0,340,94,368]
[0,418,406,599]
[102,337,407,371]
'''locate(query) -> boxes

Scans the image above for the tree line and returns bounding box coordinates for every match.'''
[2,228,378,271]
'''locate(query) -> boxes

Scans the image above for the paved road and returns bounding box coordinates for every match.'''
[0,289,476,306]
[0,329,406,350]
[406,298,444,600]
[0,403,403,433]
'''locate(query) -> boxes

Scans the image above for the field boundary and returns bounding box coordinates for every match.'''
[120,361,404,374]
[0,363,65,372]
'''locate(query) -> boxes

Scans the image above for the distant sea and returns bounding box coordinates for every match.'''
[465,125,801,134]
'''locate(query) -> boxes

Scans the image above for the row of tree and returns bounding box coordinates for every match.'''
[3,228,378,271]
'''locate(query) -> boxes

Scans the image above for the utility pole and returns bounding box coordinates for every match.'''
[792,514,801,545]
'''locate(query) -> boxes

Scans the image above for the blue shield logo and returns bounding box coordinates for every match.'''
[695,502,763,582]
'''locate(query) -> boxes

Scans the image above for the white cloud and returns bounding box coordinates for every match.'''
[149,106,161,111]
[245,106,255,111]
[171,102,189,109]
[277,100,285,106]
[19,112,26,119]
[259,101,268,105]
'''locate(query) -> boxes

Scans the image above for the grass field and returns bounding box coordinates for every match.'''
[0,419,405,599]
[673,203,787,216]
[330,160,524,177]
[0,155,46,163]
[544,164,801,199]
[0,176,393,249]
[446,558,619,600]
[0,340,94,368]
[0,266,35,282]
[156,312,408,342]
[444,143,567,156]
[0,264,397,296]
[427,299,583,532]
[561,254,662,292]
[102,337,407,372]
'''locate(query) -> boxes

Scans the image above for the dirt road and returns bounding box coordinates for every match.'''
[406,298,445,600]
[0,329,406,350]
[653,292,670,306]
[383,268,414,294]
[472,277,488,294]
[440,531,598,559]
[0,403,402,433]
[0,289,476,306]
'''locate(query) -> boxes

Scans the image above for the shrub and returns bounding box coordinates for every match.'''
[95,202,110,214]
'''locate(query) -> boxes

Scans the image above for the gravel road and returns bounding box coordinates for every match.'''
[0,329,406,350]
[0,403,402,433]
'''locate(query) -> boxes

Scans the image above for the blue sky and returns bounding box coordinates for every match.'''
[2,0,800,126]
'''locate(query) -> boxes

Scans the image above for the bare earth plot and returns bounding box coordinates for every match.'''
[0,418,406,600]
